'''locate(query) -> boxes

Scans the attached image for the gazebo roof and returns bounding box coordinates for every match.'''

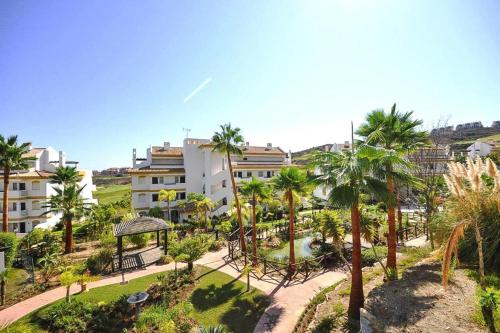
[113,216,168,237]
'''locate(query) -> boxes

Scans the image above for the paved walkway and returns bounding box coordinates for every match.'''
[196,249,347,333]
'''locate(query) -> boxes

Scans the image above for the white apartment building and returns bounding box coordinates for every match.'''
[130,138,290,221]
[0,146,96,233]
[466,140,495,158]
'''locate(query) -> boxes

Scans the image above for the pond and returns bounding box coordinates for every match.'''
[268,233,318,260]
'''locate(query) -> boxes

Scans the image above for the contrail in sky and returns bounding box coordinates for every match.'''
[183,77,212,103]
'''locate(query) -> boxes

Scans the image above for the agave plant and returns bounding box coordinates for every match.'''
[198,325,226,333]
[442,157,500,289]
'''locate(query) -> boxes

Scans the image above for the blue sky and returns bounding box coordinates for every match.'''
[1,0,499,170]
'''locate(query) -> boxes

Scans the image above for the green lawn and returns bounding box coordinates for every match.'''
[191,267,270,332]
[2,266,269,333]
[93,184,131,204]
[4,268,30,304]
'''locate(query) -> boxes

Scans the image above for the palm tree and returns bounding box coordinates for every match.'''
[212,124,246,253]
[272,167,310,272]
[311,147,392,320]
[317,210,350,270]
[196,197,215,232]
[240,177,271,264]
[43,184,90,253]
[159,189,176,221]
[50,166,82,185]
[356,103,427,277]
[0,135,34,232]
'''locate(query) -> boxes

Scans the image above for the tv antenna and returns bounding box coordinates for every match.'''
[182,128,191,138]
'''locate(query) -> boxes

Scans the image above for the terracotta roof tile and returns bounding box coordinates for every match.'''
[151,146,183,156]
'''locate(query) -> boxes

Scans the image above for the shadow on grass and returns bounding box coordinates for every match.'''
[191,281,243,311]
[220,295,271,333]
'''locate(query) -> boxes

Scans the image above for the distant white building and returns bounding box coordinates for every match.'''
[130,139,290,221]
[467,140,494,158]
[0,146,96,233]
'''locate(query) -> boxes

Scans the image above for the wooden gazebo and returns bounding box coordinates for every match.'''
[113,216,169,270]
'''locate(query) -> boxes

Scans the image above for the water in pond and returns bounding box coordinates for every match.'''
[268,233,317,260]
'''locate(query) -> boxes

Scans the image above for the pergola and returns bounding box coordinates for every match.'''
[113,216,169,270]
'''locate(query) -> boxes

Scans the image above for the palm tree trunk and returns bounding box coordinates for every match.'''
[64,217,74,254]
[474,221,486,289]
[227,152,246,253]
[288,191,296,273]
[2,168,10,232]
[348,202,364,320]
[167,200,171,222]
[386,171,398,277]
[251,194,257,266]
[397,190,403,243]
[204,209,208,232]
[66,286,70,302]
[0,279,5,305]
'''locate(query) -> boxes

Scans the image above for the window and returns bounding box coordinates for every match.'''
[19,183,26,191]
[32,201,41,210]
[138,176,146,184]
[234,171,242,178]
[152,177,164,184]
[258,171,264,177]
[20,202,26,211]
[222,180,227,188]
[138,194,147,203]
[222,158,227,171]
[152,194,159,202]
[176,192,186,200]
[11,202,17,211]
[12,183,18,191]
[266,171,272,178]
[243,157,248,161]
[176,176,185,183]
[222,197,227,205]
[32,181,40,191]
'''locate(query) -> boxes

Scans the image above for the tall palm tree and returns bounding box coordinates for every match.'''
[356,103,427,277]
[240,177,271,265]
[0,135,34,232]
[212,124,246,253]
[43,184,90,253]
[159,189,176,221]
[50,166,82,185]
[311,147,392,320]
[272,167,310,272]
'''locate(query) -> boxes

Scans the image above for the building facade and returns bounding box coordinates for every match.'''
[0,146,96,233]
[130,139,290,221]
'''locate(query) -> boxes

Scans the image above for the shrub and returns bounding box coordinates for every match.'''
[157,254,173,265]
[0,233,18,268]
[127,233,150,248]
[361,246,388,267]
[209,239,225,251]
[41,300,96,333]
[86,247,114,274]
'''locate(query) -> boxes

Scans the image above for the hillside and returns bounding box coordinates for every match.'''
[292,144,332,165]
[93,183,131,204]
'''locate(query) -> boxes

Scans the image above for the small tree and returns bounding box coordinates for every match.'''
[59,270,77,302]
[159,189,176,221]
[176,235,210,271]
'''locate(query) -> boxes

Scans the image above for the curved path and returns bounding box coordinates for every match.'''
[0,248,346,333]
